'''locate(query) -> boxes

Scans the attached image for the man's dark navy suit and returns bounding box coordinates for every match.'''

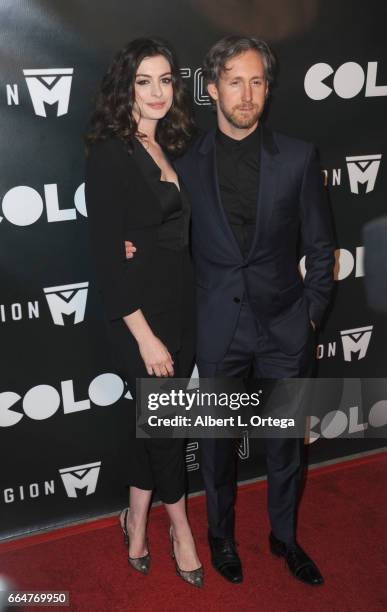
[175,125,335,545]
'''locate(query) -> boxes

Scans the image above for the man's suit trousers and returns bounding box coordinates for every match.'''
[197,300,316,545]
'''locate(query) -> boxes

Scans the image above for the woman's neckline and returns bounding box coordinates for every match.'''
[134,137,180,192]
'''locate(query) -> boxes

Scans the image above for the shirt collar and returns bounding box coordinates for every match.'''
[216,122,261,152]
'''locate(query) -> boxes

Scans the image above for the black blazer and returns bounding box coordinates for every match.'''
[175,126,335,361]
[85,137,193,351]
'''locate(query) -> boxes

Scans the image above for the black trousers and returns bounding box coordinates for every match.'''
[197,300,315,545]
[110,311,195,506]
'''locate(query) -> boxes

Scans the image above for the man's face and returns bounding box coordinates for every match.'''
[208,49,268,131]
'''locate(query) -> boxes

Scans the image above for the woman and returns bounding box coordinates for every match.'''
[85,38,202,587]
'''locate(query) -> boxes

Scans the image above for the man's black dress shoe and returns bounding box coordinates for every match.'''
[269,532,324,586]
[208,533,243,583]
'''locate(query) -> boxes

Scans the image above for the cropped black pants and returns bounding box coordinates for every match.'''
[109,311,195,505]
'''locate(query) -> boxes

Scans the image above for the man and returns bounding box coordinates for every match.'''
[126,36,335,586]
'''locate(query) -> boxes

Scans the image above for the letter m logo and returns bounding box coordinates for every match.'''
[340,325,373,362]
[23,68,73,117]
[44,282,88,326]
[346,154,381,194]
[59,461,101,498]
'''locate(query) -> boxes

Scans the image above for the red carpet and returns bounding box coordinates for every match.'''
[1,451,387,612]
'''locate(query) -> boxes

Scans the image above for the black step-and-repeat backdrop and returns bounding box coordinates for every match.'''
[1,0,386,540]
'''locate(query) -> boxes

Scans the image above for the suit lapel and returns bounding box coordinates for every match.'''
[246,126,281,259]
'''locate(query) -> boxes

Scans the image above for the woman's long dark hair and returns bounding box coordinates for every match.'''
[85,38,195,157]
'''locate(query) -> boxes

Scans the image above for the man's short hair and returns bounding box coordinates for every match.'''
[202,35,276,86]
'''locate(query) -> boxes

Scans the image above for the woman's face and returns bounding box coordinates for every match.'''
[133,54,173,123]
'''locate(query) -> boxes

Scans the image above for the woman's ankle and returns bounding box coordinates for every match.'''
[125,507,145,531]
[171,522,194,542]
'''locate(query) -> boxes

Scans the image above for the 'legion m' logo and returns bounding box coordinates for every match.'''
[346,154,382,194]
[44,282,88,325]
[59,461,101,498]
[340,326,373,362]
[23,68,73,117]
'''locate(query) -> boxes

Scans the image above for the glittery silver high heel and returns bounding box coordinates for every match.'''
[120,508,150,575]
[169,526,204,588]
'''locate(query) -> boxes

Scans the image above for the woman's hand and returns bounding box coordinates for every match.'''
[125,241,137,259]
[122,309,174,377]
[138,334,174,377]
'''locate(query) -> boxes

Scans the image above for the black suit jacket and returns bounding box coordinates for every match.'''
[175,126,335,362]
[85,137,193,351]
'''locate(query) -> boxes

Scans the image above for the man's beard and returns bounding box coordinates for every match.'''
[220,101,262,129]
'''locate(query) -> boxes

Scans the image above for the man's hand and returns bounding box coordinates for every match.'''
[125,241,136,259]
[310,320,316,331]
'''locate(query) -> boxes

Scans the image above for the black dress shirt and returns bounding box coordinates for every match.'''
[216,124,261,257]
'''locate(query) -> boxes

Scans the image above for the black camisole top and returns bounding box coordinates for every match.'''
[131,138,190,251]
